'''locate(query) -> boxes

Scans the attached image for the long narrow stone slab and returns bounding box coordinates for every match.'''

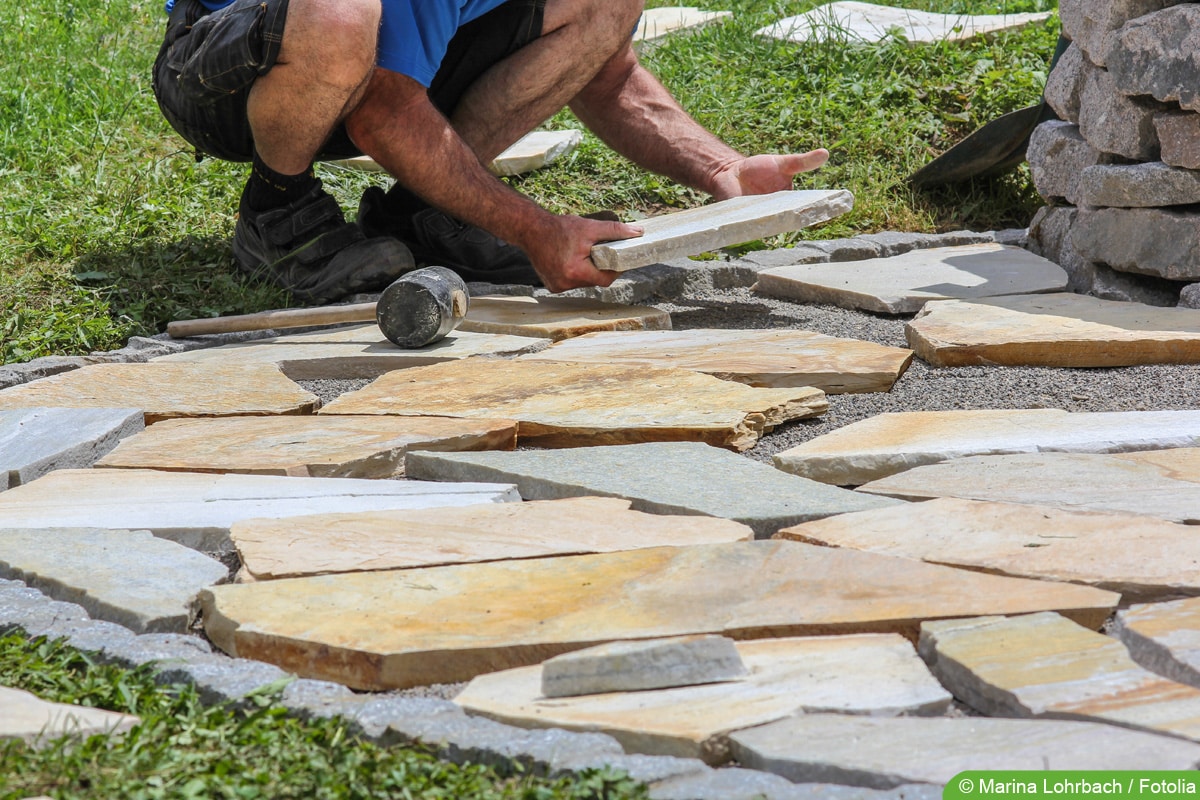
[521,329,913,393]
[404,443,900,538]
[753,244,1067,314]
[94,415,517,478]
[320,360,828,451]
[540,635,749,698]
[456,635,951,764]
[197,540,1118,690]
[1114,598,1200,688]
[773,409,1200,485]
[231,496,752,581]
[1,686,138,746]
[919,612,1200,742]
[459,296,671,341]
[0,469,519,551]
[635,6,732,44]
[0,407,143,489]
[757,2,1053,44]
[906,294,1200,367]
[489,130,583,177]
[589,190,853,272]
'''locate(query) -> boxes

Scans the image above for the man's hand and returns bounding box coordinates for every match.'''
[708,150,830,201]
[521,215,643,293]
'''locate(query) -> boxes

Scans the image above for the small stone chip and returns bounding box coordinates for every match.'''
[541,635,748,698]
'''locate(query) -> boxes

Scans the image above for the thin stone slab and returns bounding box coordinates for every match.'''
[905,293,1200,367]
[456,635,951,764]
[0,363,317,424]
[459,296,671,341]
[541,635,748,698]
[231,496,752,581]
[156,324,538,381]
[521,329,913,393]
[405,442,900,538]
[0,469,518,551]
[590,190,853,272]
[93,415,517,478]
[1114,598,1200,688]
[756,2,1052,44]
[198,541,1118,690]
[753,244,1067,314]
[920,612,1200,742]
[0,407,143,489]
[0,527,228,633]
[773,409,1200,485]
[320,360,828,451]
[1,686,138,746]
[635,6,732,44]
[489,130,582,177]
[777,497,1200,603]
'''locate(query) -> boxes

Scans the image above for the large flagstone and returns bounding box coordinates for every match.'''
[455,635,952,764]
[197,540,1118,690]
[404,442,900,538]
[319,360,828,451]
[231,496,752,581]
[635,6,732,44]
[1,686,138,746]
[1114,598,1200,688]
[778,497,1200,603]
[521,329,913,393]
[459,296,671,340]
[0,363,317,423]
[757,1,1053,44]
[774,409,1200,485]
[752,244,1066,314]
[0,469,518,551]
[0,407,142,489]
[93,415,517,478]
[905,293,1200,367]
[919,612,1200,742]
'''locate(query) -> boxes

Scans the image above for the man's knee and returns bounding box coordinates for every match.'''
[543,0,644,51]
[280,0,380,86]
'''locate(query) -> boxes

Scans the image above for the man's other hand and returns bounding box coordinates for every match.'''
[525,215,643,293]
[709,149,830,201]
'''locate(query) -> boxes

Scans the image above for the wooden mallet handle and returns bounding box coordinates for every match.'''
[166,302,377,338]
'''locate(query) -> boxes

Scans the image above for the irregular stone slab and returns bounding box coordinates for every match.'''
[1115,598,1200,687]
[231,496,752,581]
[1028,122,1107,205]
[1073,206,1200,281]
[1,686,138,746]
[920,612,1200,742]
[0,363,317,424]
[156,324,537,380]
[489,130,582,177]
[1044,43,1084,123]
[0,407,143,489]
[905,294,1200,367]
[635,6,732,44]
[405,443,900,538]
[522,329,912,394]
[0,469,518,551]
[541,635,748,698]
[0,527,227,633]
[459,296,671,341]
[1080,161,1200,207]
[753,244,1067,314]
[1156,111,1200,170]
[320,360,828,451]
[94,415,516,478]
[774,408,1200,485]
[457,635,950,763]
[728,714,1200,787]
[1078,62,1164,160]
[756,1,1052,44]
[198,541,1118,690]
[1107,6,1200,112]
[778,497,1200,603]
[590,190,853,272]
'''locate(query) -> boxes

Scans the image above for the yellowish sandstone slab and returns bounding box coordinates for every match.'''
[1,686,138,746]
[459,296,671,340]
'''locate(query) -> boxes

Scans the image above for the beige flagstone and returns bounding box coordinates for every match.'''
[774,409,1200,485]
[459,296,671,341]
[94,415,517,478]
[230,496,752,581]
[778,497,1200,603]
[521,328,913,393]
[905,293,1200,367]
[488,130,582,177]
[1,686,138,746]
[318,359,828,451]
[1114,598,1200,688]
[757,1,1053,44]
[456,635,952,764]
[0,363,316,424]
[156,324,537,381]
[635,6,732,44]
[198,540,1118,690]
[920,613,1200,742]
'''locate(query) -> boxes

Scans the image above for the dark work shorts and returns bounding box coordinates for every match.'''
[152,0,547,163]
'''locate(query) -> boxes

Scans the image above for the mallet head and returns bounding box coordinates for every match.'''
[375,266,470,348]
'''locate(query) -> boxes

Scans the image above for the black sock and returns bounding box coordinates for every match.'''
[380,182,429,218]
[244,152,319,214]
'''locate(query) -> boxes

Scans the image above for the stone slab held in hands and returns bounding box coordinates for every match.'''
[540,635,748,698]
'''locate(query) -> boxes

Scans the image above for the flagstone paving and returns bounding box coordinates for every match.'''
[635,6,732,44]
[752,244,1067,314]
[773,409,1200,485]
[319,360,828,451]
[459,296,671,340]
[230,497,752,581]
[455,635,952,763]
[197,541,1117,690]
[488,130,582,177]
[520,328,913,393]
[0,407,142,489]
[756,1,1053,44]
[1114,598,1200,688]
[404,442,900,537]
[1,685,138,746]
[93,415,517,478]
[539,635,749,698]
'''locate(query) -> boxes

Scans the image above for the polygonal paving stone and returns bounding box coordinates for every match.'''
[0,407,143,489]
[757,2,1053,44]
[1,686,138,746]
[94,415,517,478]
[1114,598,1200,688]
[197,540,1118,690]
[905,294,1200,367]
[456,635,951,764]
[320,360,828,451]
[489,130,583,176]
[753,244,1067,314]
[540,635,749,698]
[459,296,671,340]
[635,6,732,44]
[231,496,752,581]
[521,329,913,393]
[773,409,1200,485]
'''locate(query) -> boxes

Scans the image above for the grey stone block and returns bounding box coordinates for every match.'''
[1155,111,1200,170]
[0,408,144,489]
[1028,121,1109,205]
[1061,0,1184,67]
[992,228,1028,247]
[926,230,997,248]
[154,656,294,707]
[1180,283,1200,309]
[0,590,90,638]
[1045,43,1085,122]
[541,635,747,698]
[1078,62,1165,159]
[278,679,356,720]
[94,631,213,669]
[739,245,830,268]
[55,619,138,655]
[7,355,100,382]
[549,753,711,785]
[1107,6,1200,111]
[809,238,882,262]
[650,767,882,800]
[1080,161,1200,207]
[855,231,941,257]
[467,282,537,297]
[1073,206,1200,280]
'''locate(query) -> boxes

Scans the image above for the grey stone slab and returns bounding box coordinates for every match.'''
[756,2,1052,44]
[1107,5,1200,112]
[1,685,139,746]
[0,590,90,639]
[809,238,882,262]
[1074,206,1200,280]
[739,245,831,269]
[0,527,228,633]
[1114,598,1200,688]
[277,678,356,720]
[405,442,901,538]
[548,753,711,785]
[55,619,137,656]
[153,655,294,706]
[0,407,143,489]
[489,130,582,177]
[1044,43,1084,123]
[1080,161,1200,207]
[1078,62,1165,159]
[650,767,890,800]
[541,635,747,697]
[1029,121,1108,205]
[1155,111,1200,170]
[93,632,214,670]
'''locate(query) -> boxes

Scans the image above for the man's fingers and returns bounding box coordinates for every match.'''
[778,148,830,176]
[588,218,644,243]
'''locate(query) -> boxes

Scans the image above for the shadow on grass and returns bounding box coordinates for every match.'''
[909,167,1044,233]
